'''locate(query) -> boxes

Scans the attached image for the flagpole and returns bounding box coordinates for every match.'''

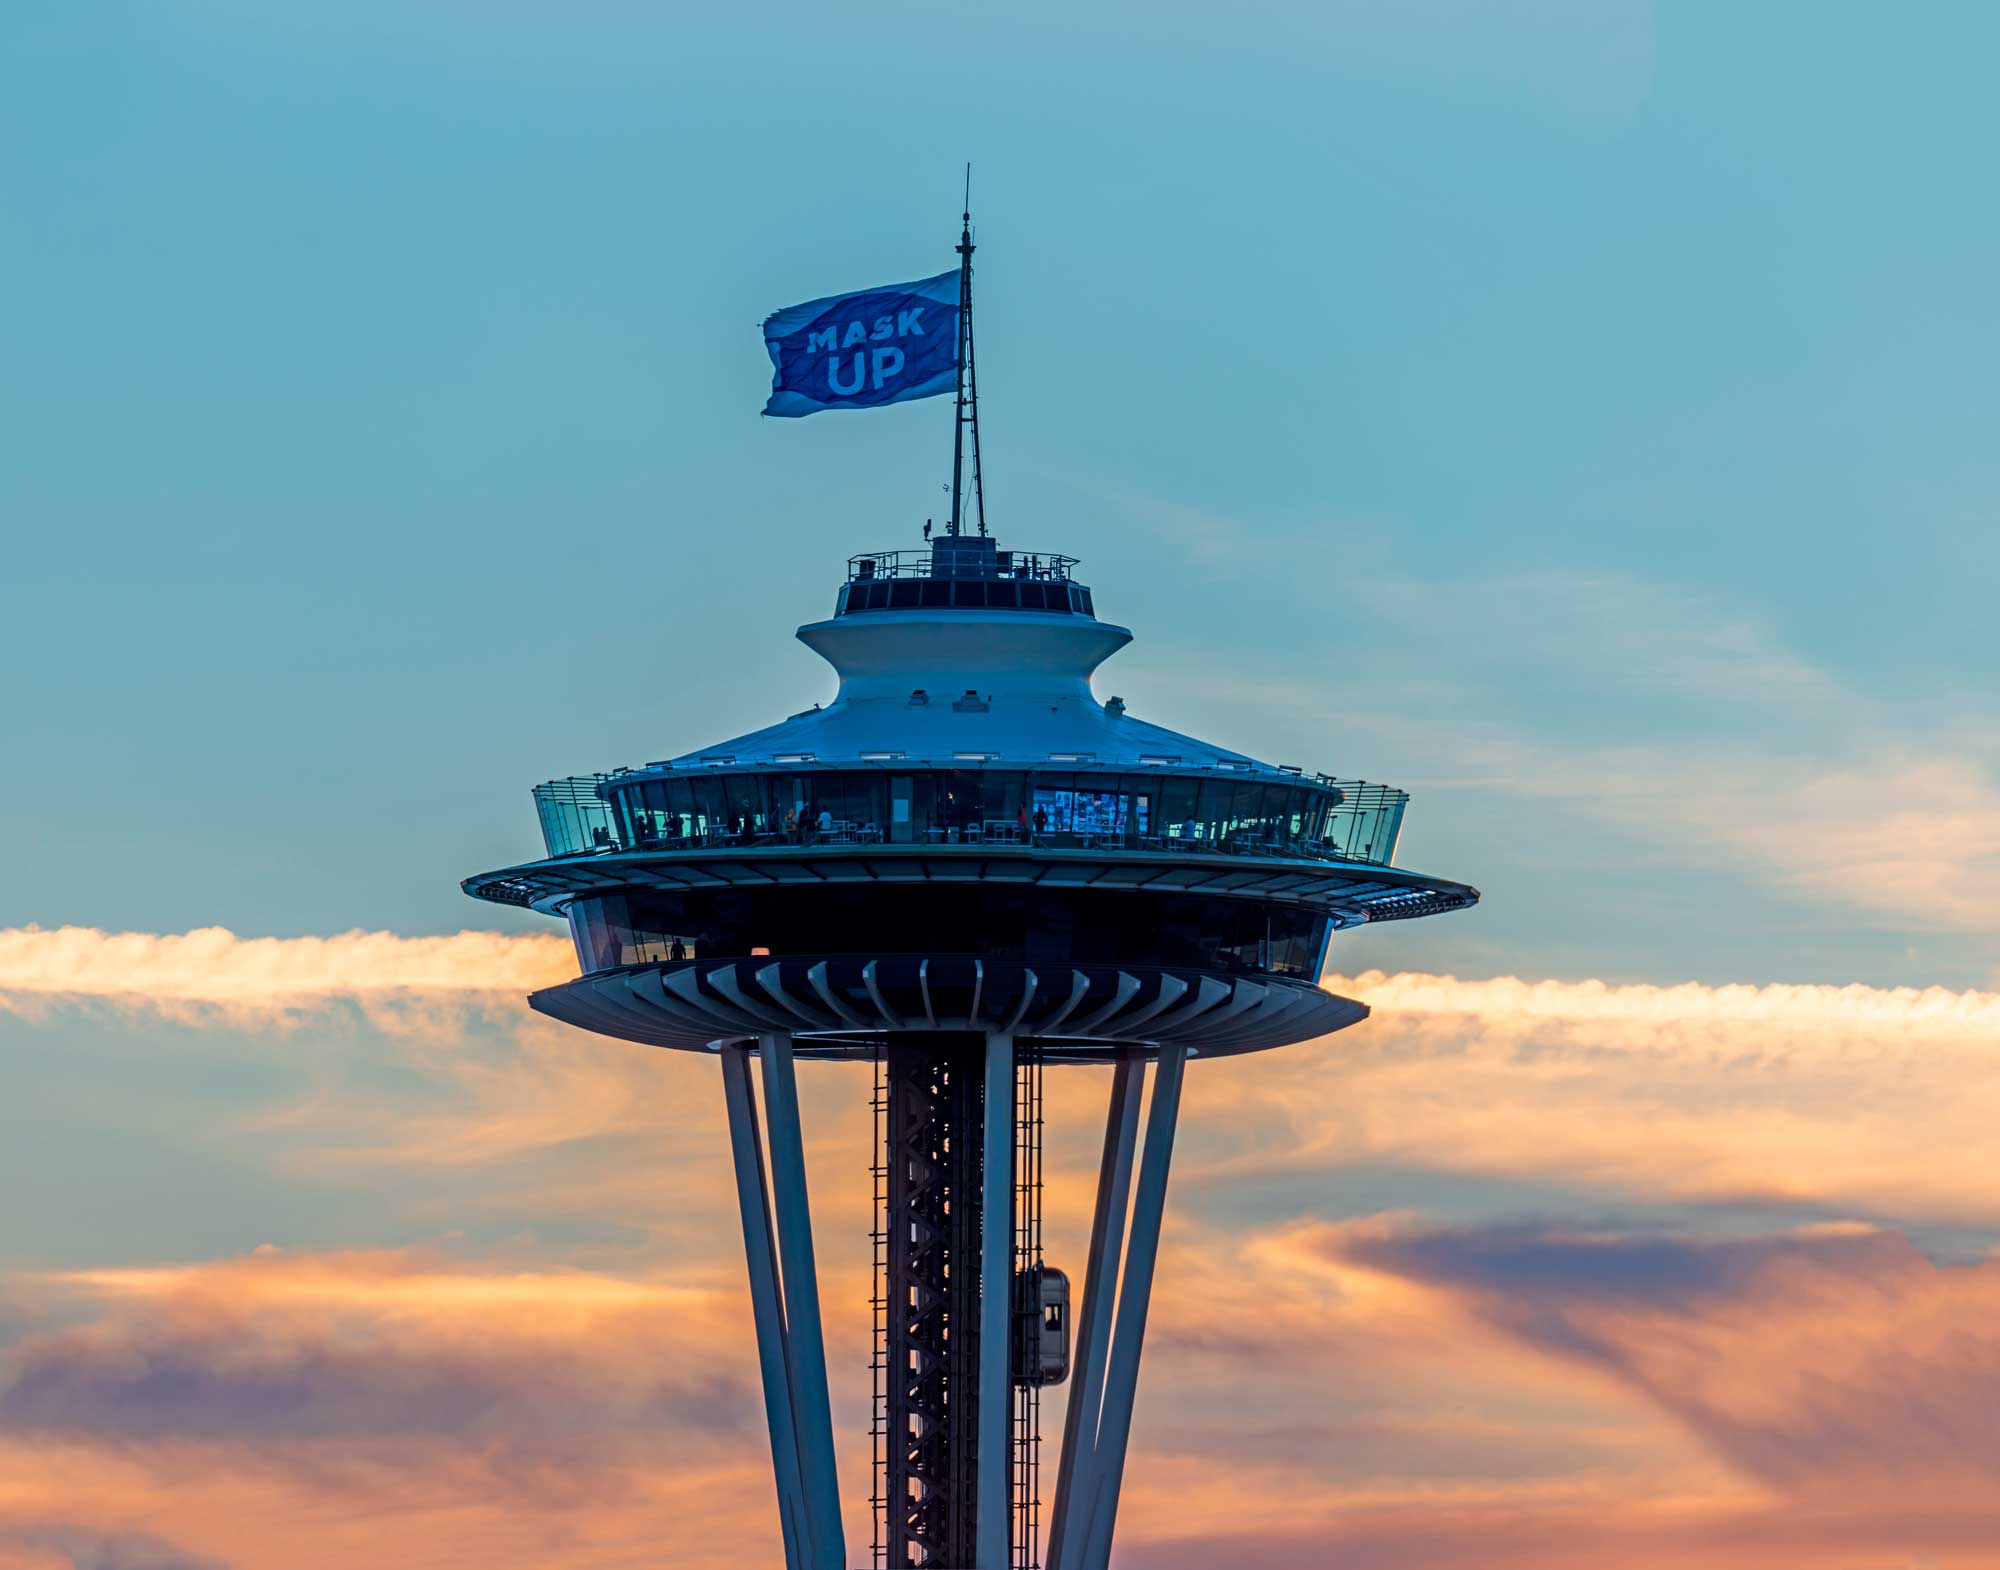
[966,220,987,539]
[948,167,973,538]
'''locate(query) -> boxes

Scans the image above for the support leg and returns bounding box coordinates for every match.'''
[721,1045,811,1570]
[1076,1045,1188,1570]
[759,1032,847,1570]
[1044,1054,1142,1570]
[976,1032,1017,1569]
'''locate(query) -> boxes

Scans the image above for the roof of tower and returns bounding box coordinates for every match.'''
[646,677,1271,775]
[621,538,1296,779]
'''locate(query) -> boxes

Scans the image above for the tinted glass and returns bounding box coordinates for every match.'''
[566,886,1330,979]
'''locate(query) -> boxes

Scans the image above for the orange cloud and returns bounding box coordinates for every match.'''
[10,931,2000,1566]
[0,925,573,1003]
[1172,967,2000,1225]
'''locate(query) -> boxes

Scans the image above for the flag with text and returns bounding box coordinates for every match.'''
[761,270,960,417]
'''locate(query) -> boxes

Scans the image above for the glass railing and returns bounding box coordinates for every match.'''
[534,776,623,858]
[534,771,1407,869]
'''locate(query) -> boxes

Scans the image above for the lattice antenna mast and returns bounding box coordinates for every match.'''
[948,165,987,537]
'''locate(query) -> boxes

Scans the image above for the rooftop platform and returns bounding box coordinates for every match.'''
[837,539,1094,617]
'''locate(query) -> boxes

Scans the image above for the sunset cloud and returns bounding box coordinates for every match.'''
[7,930,2000,1566]
[0,925,573,1005]
[3,1249,756,1459]
[1333,1221,2000,1494]
[10,924,2000,1225]
[0,1250,809,1570]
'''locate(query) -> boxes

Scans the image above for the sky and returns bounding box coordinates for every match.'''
[3,1,1998,1566]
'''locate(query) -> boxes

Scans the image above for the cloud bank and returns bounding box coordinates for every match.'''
[6,926,2000,1566]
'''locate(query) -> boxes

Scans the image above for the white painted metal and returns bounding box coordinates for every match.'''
[757,1033,847,1570]
[805,959,874,1026]
[755,961,841,1032]
[1036,970,1093,1035]
[708,965,801,1031]
[1044,1055,1142,1570]
[1067,971,1142,1035]
[976,1032,1017,1569]
[999,966,1041,1035]
[860,959,906,1028]
[918,958,939,1028]
[640,594,1300,777]
[1075,1044,1188,1570]
[720,1046,812,1570]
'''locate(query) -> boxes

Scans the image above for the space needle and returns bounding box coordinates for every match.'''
[462,201,1479,1570]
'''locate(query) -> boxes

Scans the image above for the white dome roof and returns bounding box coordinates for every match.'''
[653,608,1277,774]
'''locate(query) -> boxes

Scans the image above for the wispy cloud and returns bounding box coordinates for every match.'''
[0,1248,861,1570]
[1153,569,2000,944]
[1333,1220,2000,1496]
[0,925,572,1005]
[1184,966,2000,1228]
[9,925,2000,1222]
[4,1249,755,1459]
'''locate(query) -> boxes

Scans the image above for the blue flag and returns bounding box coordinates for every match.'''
[762,270,960,417]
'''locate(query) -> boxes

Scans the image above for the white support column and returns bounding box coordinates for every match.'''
[1076,1044,1188,1570]
[1044,1054,1143,1570]
[758,1032,847,1570]
[720,1045,812,1570]
[976,1031,1017,1570]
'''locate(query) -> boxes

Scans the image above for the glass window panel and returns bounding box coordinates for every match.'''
[586,887,1322,977]
[692,776,731,833]
[729,776,769,836]
[663,777,696,839]
[973,772,1026,835]
[1156,776,1200,840]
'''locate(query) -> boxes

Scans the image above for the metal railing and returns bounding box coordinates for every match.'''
[847,548,1078,583]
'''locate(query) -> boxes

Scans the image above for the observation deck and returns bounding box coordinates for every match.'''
[464,534,1478,1058]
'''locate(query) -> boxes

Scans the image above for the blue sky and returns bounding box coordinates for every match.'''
[4,0,1995,988]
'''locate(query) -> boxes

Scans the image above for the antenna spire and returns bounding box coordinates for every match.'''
[947,165,986,539]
